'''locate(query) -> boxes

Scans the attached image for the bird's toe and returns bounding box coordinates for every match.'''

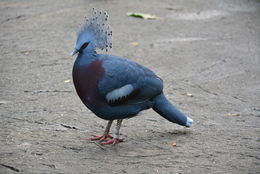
[90,134,113,141]
[101,138,124,145]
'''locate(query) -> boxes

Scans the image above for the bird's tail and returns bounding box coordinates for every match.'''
[152,93,193,127]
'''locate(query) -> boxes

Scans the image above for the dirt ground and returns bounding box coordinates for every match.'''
[0,0,259,173]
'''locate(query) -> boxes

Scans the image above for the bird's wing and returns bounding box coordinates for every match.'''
[98,55,163,105]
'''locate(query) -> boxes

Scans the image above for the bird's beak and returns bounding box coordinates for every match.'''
[70,48,78,56]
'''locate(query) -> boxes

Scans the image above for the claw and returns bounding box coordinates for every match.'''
[101,138,124,145]
[90,134,113,141]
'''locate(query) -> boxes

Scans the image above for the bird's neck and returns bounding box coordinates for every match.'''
[75,51,98,67]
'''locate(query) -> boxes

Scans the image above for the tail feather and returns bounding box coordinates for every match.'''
[152,93,193,127]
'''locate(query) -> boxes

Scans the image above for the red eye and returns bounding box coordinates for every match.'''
[80,42,89,50]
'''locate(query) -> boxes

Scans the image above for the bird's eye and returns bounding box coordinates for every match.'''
[80,42,89,50]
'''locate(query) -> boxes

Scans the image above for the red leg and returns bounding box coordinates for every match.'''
[90,120,113,141]
[102,119,124,145]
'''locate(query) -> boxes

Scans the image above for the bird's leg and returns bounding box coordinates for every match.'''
[91,120,113,141]
[102,119,124,145]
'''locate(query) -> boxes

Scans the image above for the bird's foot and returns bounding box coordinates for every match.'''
[101,138,124,145]
[90,134,113,141]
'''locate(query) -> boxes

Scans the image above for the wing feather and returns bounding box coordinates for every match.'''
[98,54,163,105]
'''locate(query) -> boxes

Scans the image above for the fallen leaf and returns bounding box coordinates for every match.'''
[20,50,32,55]
[186,93,193,97]
[0,100,10,104]
[129,42,139,46]
[127,12,157,19]
[171,142,177,147]
[230,113,240,116]
[64,80,70,83]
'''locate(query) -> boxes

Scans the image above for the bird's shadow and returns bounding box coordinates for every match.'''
[132,129,192,143]
[86,129,193,155]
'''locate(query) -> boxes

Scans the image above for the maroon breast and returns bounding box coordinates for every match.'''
[72,60,105,108]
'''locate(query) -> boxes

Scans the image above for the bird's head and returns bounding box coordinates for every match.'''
[71,8,112,56]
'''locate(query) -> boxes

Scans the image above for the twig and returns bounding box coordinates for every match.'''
[91,141,106,151]
[0,164,20,172]
[119,153,169,158]
[60,124,78,130]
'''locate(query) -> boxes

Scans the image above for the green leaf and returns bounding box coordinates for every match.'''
[127,12,157,19]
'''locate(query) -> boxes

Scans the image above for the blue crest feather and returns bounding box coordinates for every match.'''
[78,8,112,51]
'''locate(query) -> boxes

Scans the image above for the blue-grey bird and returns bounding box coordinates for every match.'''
[71,9,193,144]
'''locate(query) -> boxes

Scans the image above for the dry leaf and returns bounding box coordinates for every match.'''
[127,12,157,19]
[0,100,10,104]
[64,80,70,83]
[21,50,32,55]
[129,42,139,46]
[172,142,177,147]
[186,93,193,97]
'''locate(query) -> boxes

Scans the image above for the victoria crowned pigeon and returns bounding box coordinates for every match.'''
[71,9,193,145]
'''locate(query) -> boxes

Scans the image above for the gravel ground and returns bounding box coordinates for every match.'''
[0,0,260,173]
